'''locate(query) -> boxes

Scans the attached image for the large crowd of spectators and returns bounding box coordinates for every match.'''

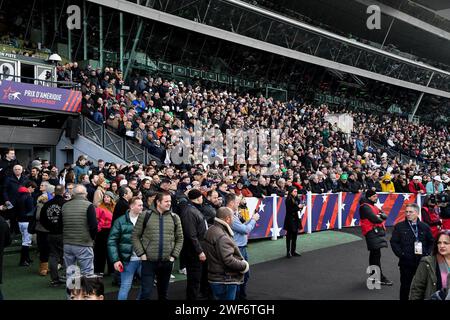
[51,62,450,197]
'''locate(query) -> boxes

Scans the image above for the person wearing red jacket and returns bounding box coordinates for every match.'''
[421,195,442,239]
[359,190,393,286]
[408,176,426,195]
[234,179,253,198]
[94,192,114,274]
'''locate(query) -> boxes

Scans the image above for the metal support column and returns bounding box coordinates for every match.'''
[120,12,124,71]
[307,192,312,234]
[50,0,59,52]
[54,1,58,33]
[124,0,150,79]
[410,72,435,119]
[83,0,88,60]
[68,26,72,61]
[381,17,395,50]
[41,1,45,47]
[338,192,343,229]
[271,194,278,240]
[99,5,104,69]
[202,0,212,23]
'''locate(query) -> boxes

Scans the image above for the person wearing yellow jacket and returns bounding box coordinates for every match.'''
[238,197,251,222]
[380,174,395,193]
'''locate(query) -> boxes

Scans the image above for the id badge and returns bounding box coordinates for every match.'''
[414,242,423,255]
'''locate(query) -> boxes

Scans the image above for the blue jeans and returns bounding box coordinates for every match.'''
[63,244,94,275]
[237,246,249,300]
[19,222,32,246]
[139,260,173,300]
[210,283,238,300]
[118,260,141,300]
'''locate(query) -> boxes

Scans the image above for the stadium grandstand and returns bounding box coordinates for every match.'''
[0,0,449,303]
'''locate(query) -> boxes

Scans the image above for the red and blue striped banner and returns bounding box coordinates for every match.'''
[247,197,277,239]
[339,193,417,228]
[310,193,340,231]
[245,193,418,239]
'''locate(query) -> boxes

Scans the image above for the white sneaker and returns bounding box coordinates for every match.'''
[179,268,187,275]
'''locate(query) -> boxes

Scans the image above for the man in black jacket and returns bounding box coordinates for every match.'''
[202,190,220,225]
[390,203,434,300]
[248,176,264,198]
[85,174,98,203]
[92,159,107,176]
[367,171,382,192]
[336,173,352,192]
[310,174,326,194]
[112,186,132,222]
[3,165,29,234]
[348,172,363,193]
[319,168,334,192]
[0,149,19,202]
[40,185,66,286]
[0,214,11,300]
[180,189,208,300]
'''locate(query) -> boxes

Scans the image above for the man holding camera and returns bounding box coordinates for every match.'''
[226,193,260,300]
[359,190,392,286]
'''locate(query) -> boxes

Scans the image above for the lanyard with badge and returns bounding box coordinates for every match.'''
[409,221,422,255]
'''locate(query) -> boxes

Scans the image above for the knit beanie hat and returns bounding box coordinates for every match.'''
[105,191,115,199]
[365,190,376,198]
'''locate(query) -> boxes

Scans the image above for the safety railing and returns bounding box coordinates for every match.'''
[79,116,162,165]
[0,73,81,90]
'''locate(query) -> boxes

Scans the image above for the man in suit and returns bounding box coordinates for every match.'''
[390,203,434,300]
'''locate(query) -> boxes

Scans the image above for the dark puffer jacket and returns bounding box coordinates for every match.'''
[108,211,137,263]
[359,198,388,251]
[203,218,249,284]
[202,199,218,225]
[180,202,207,257]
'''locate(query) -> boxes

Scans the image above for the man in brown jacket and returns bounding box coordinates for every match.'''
[203,207,249,300]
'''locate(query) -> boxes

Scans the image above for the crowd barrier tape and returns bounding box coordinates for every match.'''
[246,193,420,240]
